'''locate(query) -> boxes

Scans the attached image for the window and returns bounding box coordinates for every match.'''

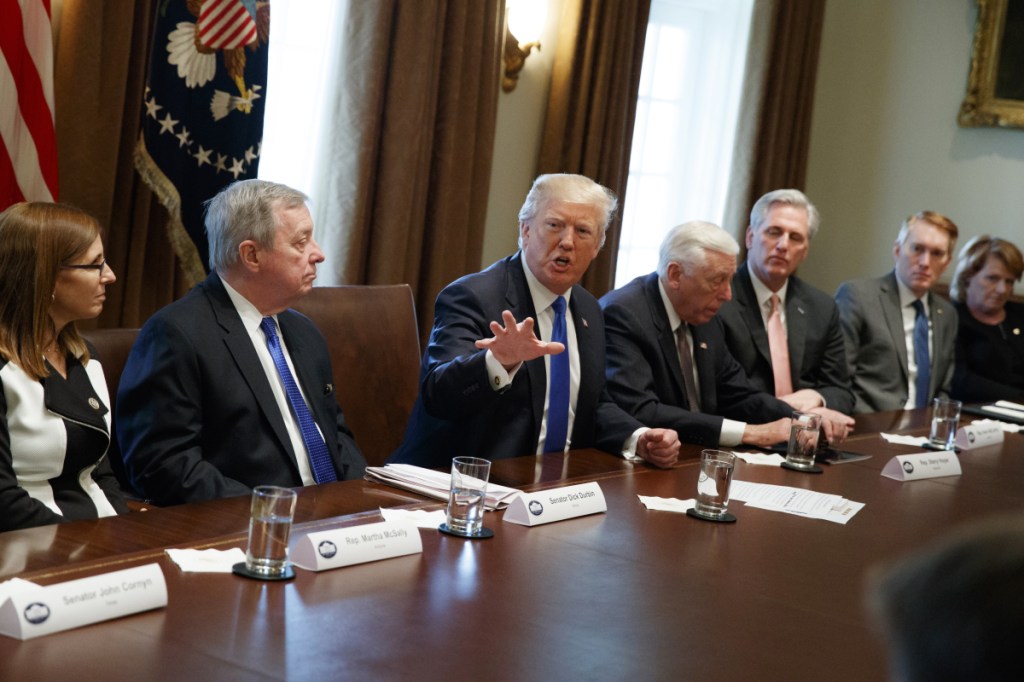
[614,0,753,287]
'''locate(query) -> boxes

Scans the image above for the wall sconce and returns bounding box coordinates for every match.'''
[503,0,548,93]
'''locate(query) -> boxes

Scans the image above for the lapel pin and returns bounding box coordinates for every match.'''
[582,318,588,328]
[797,306,805,315]
[1014,328,1021,336]
[88,397,100,410]
[324,384,333,395]
[699,342,707,350]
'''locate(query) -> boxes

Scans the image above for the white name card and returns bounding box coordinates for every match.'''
[291,520,422,572]
[503,481,606,526]
[956,422,1005,450]
[0,563,166,641]
[881,452,962,482]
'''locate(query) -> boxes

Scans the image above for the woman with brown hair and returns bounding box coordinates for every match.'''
[949,235,1024,403]
[0,202,128,531]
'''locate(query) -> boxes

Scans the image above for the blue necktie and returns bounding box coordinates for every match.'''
[544,297,569,453]
[260,317,337,483]
[912,299,931,408]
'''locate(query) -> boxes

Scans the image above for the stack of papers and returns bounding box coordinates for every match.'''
[730,480,863,524]
[365,464,521,509]
[880,433,929,446]
[968,417,1022,434]
[978,400,1024,424]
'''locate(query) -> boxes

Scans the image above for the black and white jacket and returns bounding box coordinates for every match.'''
[0,349,127,532]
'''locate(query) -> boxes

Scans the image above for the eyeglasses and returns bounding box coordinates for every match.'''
[61,259,108,273]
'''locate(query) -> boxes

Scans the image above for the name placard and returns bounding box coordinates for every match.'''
[291,520,422,572]
[956,422,1005,450]
[503,481,606,526]
[881,452,962,482]
[0,563,167,640]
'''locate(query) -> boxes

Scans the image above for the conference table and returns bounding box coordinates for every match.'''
[0,409,1021,680]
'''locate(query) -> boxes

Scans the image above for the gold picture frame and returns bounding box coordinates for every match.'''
[959,0,1024,128]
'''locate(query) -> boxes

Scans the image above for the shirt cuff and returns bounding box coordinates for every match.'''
[719,419,746,447]
[485,349,520,391]
[622,427,648,461]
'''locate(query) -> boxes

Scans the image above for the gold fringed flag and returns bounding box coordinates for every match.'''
[135,0,270,282]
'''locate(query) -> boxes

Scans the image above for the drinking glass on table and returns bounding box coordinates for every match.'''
[442,456,492,537]
[688,449,736,522]
[786,411,822,470]
[929,398,962,450]
[241,486,297,579]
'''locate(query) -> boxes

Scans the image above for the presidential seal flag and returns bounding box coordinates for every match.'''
[134,0,270,282]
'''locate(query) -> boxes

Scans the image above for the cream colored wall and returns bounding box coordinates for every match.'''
[802,0,1024,295]
[481,0,565,267]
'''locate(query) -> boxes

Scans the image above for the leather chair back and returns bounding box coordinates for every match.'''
[81,327,141,494]
[292,284,421,467]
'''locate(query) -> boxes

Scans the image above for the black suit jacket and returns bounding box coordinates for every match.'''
[600,273,792,447]
[718,264,855,414]
[117,274,366,505]
[389,253,641,469]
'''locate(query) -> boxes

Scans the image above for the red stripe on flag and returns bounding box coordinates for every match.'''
[0,136,28,206]
[200,2,256,49]
[0,0,58,206]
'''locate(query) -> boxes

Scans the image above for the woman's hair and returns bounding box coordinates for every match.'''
[950,235,1024,302]
[0,202,102,379]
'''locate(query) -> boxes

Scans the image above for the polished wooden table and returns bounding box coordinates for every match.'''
[1,409,1021,680]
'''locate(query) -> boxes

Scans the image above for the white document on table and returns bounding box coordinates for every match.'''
[730,480,863,524]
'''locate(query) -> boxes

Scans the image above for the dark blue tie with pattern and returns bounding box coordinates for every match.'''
[260,317,337,483]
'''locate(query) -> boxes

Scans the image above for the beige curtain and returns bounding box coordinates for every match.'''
[55,0,190,329]
[724,0,826,236]
[321,0,504,342]
[536,0,651,298]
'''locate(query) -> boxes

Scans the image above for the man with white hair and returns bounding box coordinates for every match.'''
[601,220,851,448]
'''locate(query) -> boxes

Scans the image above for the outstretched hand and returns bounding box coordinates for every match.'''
[475,310,565,371]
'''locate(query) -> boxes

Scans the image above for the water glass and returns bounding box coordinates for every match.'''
[786,411,822,469]
[244,486,298,577]
[929,397,962,450]
[446,457,491,536]
[694,450,736,518]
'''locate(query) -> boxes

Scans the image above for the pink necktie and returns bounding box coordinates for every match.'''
[767,294,793,397]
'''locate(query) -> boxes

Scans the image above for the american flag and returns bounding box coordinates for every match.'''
[0,0,58,209]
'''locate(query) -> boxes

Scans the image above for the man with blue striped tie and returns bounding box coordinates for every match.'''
[118,180,366,505]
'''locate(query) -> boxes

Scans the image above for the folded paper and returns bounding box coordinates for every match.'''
[291,520,422,572]
[956,421,1006,450]
[0,563,166,640]
[503,481,606,526]
[881,452,961,481]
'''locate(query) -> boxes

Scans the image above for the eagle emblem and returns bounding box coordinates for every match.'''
[165,0,270,120]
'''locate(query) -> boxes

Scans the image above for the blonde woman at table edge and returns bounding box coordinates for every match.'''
[0,202,128,532]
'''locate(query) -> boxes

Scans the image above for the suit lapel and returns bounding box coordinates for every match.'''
[785,280,807,383]
[507,256,545,428]
[735,267,772,365]
[279,312,335,452]
[880,273,909,380]
[206,276,298,466]
[645,275,688,404]
[690,324,716,413]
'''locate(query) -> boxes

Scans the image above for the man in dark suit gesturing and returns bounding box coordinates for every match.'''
[118,180,366,505]
[390,174,679,470]
[601,221,852,449]
[718,189,855,414]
